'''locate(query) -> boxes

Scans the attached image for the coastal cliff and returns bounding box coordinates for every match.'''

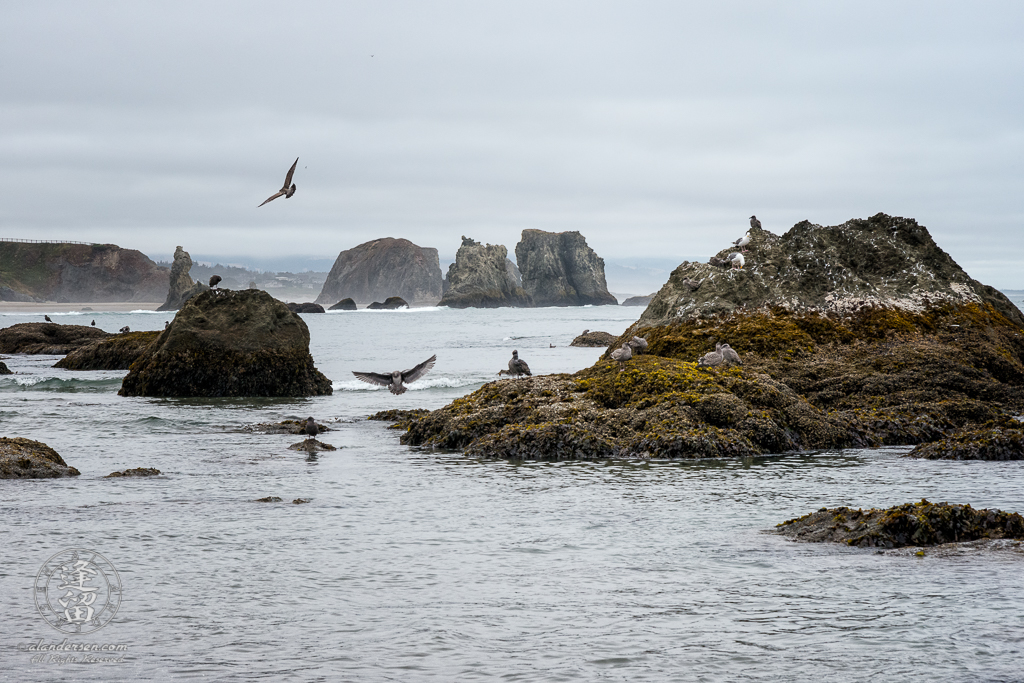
[315,238,443,306]
[438,237,532,308]
[378,215,1024,460]
[0,241,169,302]
[514,230,617,307]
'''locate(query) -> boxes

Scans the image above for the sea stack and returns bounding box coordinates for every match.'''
[439,236,532,308]
[121,289,333,397]
[315,238,443,307]
[158,246,209,312]
[514,230,617,307]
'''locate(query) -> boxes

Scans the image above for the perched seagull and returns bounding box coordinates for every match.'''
[352,354,436,395]
[733,232,751,253]
[91,320,96,326]
[44,315,52,322]
[627,336,648,354]
[258,157,299,207]
[698,343,725,368]
[209,275,222,288]
[508,350,532,377]
[610,343,633,372]
[729,252,745,270]
[720,343,743,365]
[304,417,319,441]
[750,215,762,231]
[682,278,703,291]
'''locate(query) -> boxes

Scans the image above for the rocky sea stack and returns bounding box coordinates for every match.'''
[157,246,209,311]
[439,237,531,308]
[315,238,443,307]
[0,322,110,355]
[515,230,618,307]
[120,289,332,397]
[380,215,1024,460]
[328,298,357,311]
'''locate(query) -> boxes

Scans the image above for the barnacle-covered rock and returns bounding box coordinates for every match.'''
[0,438,80,479]
[54,330,160,370]
[907,425,1024,460]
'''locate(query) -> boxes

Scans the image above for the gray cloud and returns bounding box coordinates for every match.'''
[1,1,1022,287]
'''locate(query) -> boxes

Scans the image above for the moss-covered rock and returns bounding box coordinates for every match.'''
[119,289,333,397]
[0,322,110,354]
[907,425,1024,460]
[775,500,1024,548]
[54,330,160,370]
[0,438,80,478]
[105,467,161,477]
[368,409,430,430]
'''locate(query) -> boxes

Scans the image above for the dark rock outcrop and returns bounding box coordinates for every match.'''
[328,298,357,311]
[120,289,333,397]
[438,237,532,308]
[315,238,443,306]
[775,500,1024,548]
[640,214,1023,328]
[907,426,1024,460]
[286,302,325,314]
[570,331,618,347]
[157,246,209,312]
[0,361,12,375]
[244,419,332,435]
[367,297,409,310]
[0,438,80,478]
[54,331,160,370]
[515,230,618,307]
[105,467,161,477]
[0,241,169,302]
[621,295,653,307]
[0,323,110,354]
[368,408,430,431]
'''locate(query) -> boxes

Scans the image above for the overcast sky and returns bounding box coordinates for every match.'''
[1,2,1022,287]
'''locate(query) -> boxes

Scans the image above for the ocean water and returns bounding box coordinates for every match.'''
[1,305,1023,682]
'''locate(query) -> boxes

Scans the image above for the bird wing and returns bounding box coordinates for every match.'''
[259,191,285,207]
[401,354,437,384]
[352,371,394,387]
[283,157,299,189]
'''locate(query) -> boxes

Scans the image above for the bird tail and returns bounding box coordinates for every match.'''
[390,385,407,395]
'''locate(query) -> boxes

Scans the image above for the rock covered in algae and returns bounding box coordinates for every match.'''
[570,330,617,347]
[105,467,161,477]
[0,322,110,354]
[0,437,80,478]
[907,425,1024,460]
[119,289,333,397]
[54,330,160,370]
[368,408,430,430]
[775,500,1024,548]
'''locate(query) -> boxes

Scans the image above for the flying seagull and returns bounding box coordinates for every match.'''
[304,417,319,441]
[733,232,751,253]
[610,343,633,372]
[352,354,436,395]
[209,275,222,288]
[508,350,531,377]
[750,215,762,231]
[258,157,299,207]
[720,343,743,365]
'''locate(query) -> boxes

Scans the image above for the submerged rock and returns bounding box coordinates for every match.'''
[0,360,11,375]
[368,408,430,430]
[906,426,1024,460]
[775,500,1024,548]
[105,467,161,477]
[315,238,443,306]
[54,330,160,370]
[438,237,532,308]
[515,230,618,307]
[570,331,618,347]
[0,438,80,478]
[367,297,409,310]
[288,440,338,452]
[0,322,110,354]
[286,302,325,313]
[157,246,209,312]
[120,289,333,397]
[329,298,357,311]
[255,496,283,503]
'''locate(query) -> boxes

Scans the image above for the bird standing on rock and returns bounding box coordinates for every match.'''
[91,320,96,326]
[508,350,531,378]
[627,336,648,354]
[44,315,52,322]
[698,343,725,368]
[730,252,745,270]
[352,354,437,395]
[304,417,319,441]
[732,232,751,253]
[750,215,762,231]
[611,343,633,372]
[259,157,299,207]
[720,344,743,365]
[209,275,222,289]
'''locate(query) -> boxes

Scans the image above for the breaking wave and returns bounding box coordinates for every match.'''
[333,375,483,392]
[0,376,123,393]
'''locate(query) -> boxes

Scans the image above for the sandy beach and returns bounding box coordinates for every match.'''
[0,302,162,314]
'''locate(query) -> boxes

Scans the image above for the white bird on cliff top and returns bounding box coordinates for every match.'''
[352,354,436,395]
[259,157,299,207]
[733,232,751,252]
[729,252,745,270]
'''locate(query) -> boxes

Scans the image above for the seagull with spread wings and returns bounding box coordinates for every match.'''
[352,354,437,395]
[258,157,299,207]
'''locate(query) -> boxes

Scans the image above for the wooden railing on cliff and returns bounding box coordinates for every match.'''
[0,238,98,245]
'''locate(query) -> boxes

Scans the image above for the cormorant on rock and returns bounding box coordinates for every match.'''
[304,417,319,441]
[259,157,299,207]
[733,232,751,252]
[352,354,437,395]
[610,343,633,372]
[209,275,222,288]
[91,320,96,326]
[627,336,648,354]
[508,350,531,377]
[44,315,52,322]
[750,215,762,231]
[698,343,725,368]
[729,252,745,270]
[720,343,742,365]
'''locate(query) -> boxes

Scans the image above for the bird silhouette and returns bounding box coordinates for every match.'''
[90,320,96,326]
[750,215,762,231]
[209,275,222,288]
[352,354,436,395]
[44,315,52,322]
[508,350,531,377]
[304,417,319,441]
[259,157,299,207]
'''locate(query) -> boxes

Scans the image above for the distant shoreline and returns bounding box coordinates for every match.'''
[0,302,163,314]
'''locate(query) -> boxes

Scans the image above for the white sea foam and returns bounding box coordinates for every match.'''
[333,375,482,392]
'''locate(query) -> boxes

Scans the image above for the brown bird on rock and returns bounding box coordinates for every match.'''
[508,350,531,378]
[258,157,299,207]
[304,417,319,441]
[611,343,633,371]
[209,275,222,288]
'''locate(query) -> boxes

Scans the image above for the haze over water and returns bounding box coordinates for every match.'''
[2,305,1023,682]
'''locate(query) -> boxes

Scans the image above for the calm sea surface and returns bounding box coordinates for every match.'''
[1,304,1023,682]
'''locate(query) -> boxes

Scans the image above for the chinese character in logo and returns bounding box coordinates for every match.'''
[35,549,121,634]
